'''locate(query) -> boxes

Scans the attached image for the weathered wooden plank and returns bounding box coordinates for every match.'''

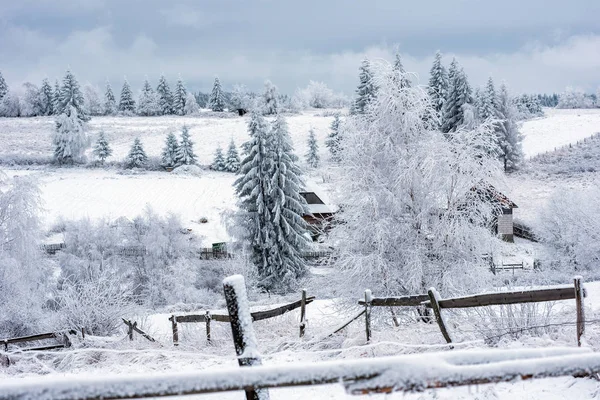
[364,290,372,343]
[358,295,429,307]
[428,288,452,344]
[299,289,307,338]
[174,314,206,323]
[1,332,57,345]
[423,286,584,309]
[251,297,315,321]
[21,344,65,352]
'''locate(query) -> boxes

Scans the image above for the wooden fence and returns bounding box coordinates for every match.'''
[2,275,599,400]
[168,290,315,345]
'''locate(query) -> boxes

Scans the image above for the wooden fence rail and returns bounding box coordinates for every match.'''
[1,330,75,352]
[168,291,315,345]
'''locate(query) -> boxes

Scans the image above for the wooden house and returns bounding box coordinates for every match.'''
[300,191,336,240]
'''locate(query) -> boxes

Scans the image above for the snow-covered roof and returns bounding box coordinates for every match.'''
[306,203,335,214]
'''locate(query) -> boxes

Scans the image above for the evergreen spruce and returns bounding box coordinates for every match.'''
[161,132,180,168]
[224,138,241,172]
[305,128,320,168]
[212,145,226,171]
[176,125,197,165]
[393,53,411,88]
[325,113,342,161]
[262,80,279,115]
[156,74,174,115]
[184,92,199,115]
[0,71,7,101]
[442,61,472,133]
[93,131,112,164]
[480,77,498,120]
[53,80,61,116]
[104,80,117,116]
[208,77,225,112]
[497,83,524,172]
[263,114,309,290]
[173,76,187,115]
[53,105,88,165]
[118,79,136,114]
[428,50,448,115]
[137,79,158,116]
[126,138,148,168]
[57,70,89,121]
[351,58,376,115]
[39,78,54,116]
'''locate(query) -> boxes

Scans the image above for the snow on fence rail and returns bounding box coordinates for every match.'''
[168,290,315,345]
[2,347,599,399]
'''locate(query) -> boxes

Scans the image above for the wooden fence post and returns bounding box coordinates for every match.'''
[127,321,134,341]
[299,289,307,338]
[364,290,372,343]
[206,311,211,343]
[223,275,269,400]
[170,315,179,347]
[428,288,453,345]
[574,276,585,347]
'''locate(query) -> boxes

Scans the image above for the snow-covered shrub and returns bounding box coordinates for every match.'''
[0,91,21,117]
[293,81,348,109]
[536,187,600,276]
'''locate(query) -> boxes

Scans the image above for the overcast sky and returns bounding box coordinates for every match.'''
[0,0,598,95]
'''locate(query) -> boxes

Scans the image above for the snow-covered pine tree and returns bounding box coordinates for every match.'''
[351,58,376,115]
[393,53,411,88]
[262,80,279,115]
[212,145,226,171]
[53,105,88,165]
[442,63,472,133]
[104,80,117,116]
[176,125,196,165]
[53,80,61,116]
[161,132,180,168]
[184,92,199,115]
[173,76,187,115]
[232,112,275,286]
[93,131,112,164]
[326,113,342,161]
[118,79,136,114]
[224,138,241,172]
[209,77,225,112]
[474,87,485,120]
[0,71,7,101]
[39,78,54,116]
[480,77,498,121]
[137,79,158,116]
[497,83,524,172]
[264,114,310,291]
[126,137,148,168]
[156,74,174,115]
[305,128,320,168]
[428,50,448,115]
[57,70,89,121]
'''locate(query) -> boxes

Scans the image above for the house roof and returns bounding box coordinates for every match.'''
[474,184,518,209]
[306,203,336,214]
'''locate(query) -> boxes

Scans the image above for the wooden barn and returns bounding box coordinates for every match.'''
[300,191,336,240]
[474,184,518,242]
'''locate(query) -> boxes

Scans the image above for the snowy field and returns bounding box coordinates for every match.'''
[2,108,600,398]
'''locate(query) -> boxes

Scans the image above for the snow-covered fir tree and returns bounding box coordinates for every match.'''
[184,92,199,115]
[53,80,61,115]
[93,131,112,164]
[118,79,136,114]
[137,79,158,116]
[57,70,89,121]
[497,83,524,172]
[0,71,7,101]
[103,80,117,116]
[479,77,498,121]
[305,128,320,168]
[325,113,342,161]
[53,105,88,165]
[393,53,411,88]
[332,59,500,297]
[212,145,226,171]
[442,62,472,133]
[156,74,174,115]
[262,80,279,115]
[264,114,310,290]
[224,138,241,172]
[126,138,148,168]
[173,76,187,115]
[176,125,196,165]
[38,78,54,116]
[209,77,225,112]
[161,132,180,168]
[351,58,376,115]
[232,111,309,292]
[428,50,448,116]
